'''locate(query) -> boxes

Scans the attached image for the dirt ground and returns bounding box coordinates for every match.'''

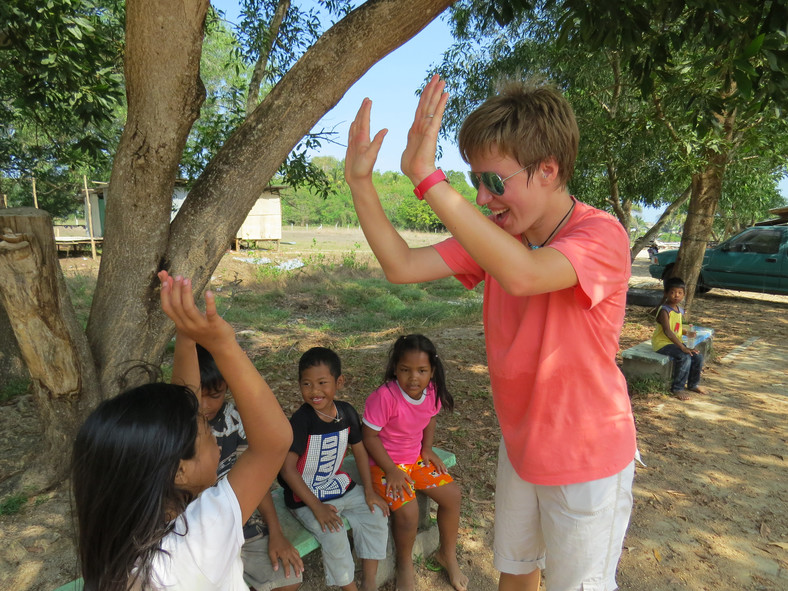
[1,228,787,591]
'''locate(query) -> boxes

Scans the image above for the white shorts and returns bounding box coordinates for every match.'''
[494,439,634,591]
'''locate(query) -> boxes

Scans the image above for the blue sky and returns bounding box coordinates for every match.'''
[213,1,464,173]
[213,1,787,221]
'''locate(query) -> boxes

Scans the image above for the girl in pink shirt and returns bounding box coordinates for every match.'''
[362,334,467,591]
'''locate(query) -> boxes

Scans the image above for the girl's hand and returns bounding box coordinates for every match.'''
[365,490,391,517]
[158,271,234,348]
[345,98,388,187]
[400,74,449,185]
[421,448,448,475]
[313,501,344,533]
[384,467,415,502]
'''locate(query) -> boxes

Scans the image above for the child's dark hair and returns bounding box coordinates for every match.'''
[197,343,225,392]
[72,383,200,591]
[663,276,686,293]
[384,334,453,412]
[299,346,342,380]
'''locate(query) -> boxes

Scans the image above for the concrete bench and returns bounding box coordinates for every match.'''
[622,326,714,386]
[54,447,456,591]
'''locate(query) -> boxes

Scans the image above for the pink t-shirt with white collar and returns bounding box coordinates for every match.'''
[363,380,441,465]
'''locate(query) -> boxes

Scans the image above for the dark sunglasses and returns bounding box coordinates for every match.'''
[468,167,527,196]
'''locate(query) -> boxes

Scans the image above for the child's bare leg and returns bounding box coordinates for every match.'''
[340,581,358,591]
[425,482,468,591]
[499,570,541,591]
[392,500,419,591]
[359,558,379,591]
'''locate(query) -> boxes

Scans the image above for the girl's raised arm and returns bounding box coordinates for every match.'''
[171,331,200,397]
[159,271,292,521]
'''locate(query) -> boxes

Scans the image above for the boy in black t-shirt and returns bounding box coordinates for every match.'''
[279,347,389,591]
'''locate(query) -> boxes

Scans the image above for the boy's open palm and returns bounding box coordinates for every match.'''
[400,74,448,184]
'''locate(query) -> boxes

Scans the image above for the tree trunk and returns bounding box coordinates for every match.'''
[0,209,102,487]
[86,0,454,396]
[0,302,28,390]
[672,151,728,312]
[629,185,691,260]
[86,0,211,396]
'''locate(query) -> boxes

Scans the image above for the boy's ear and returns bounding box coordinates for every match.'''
[336,374,346,389]
[539,158,559,181]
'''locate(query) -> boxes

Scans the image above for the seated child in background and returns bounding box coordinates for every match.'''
[652,277,705,400]
[363,334,466,591]
[198,345,303,591]
[278,347,390,591]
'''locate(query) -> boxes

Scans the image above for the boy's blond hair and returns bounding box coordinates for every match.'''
[458,79,579,189]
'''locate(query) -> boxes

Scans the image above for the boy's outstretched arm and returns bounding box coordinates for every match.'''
[345,98,454,285]
[395,74,579,296]
[159,271,292,522]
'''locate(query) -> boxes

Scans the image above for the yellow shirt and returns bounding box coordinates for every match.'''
[651,304,683,351]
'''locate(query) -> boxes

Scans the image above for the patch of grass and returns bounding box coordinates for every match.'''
[0,493,28,516]
[0,378,30,404]
[64,273,97,328]
[626,375,667,397]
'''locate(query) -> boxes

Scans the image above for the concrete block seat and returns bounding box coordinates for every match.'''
[622,326,714,385]
[53,447,456,591]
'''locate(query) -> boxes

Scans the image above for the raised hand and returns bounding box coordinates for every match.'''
[400,74,448,185]
[345,97,388,186]
[158,270,234,351]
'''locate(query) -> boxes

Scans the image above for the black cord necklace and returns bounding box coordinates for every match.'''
[524,198,575,250]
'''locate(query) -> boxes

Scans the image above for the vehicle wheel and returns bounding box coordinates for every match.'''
[696,273,711,294]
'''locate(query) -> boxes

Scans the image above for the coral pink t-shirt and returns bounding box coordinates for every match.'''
[434,200,636,486]
[363,381,441,465]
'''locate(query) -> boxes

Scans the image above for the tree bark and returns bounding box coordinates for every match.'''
[0,209,102,486]
[0,302,28,390]
[673,151,728,313]
[86,0,210,396]
[86,0,453,396]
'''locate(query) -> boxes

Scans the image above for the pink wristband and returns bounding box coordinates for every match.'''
[413,169,448,200]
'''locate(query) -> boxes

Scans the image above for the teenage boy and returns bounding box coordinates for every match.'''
[344,75,637,591]
[279,347,389,591]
